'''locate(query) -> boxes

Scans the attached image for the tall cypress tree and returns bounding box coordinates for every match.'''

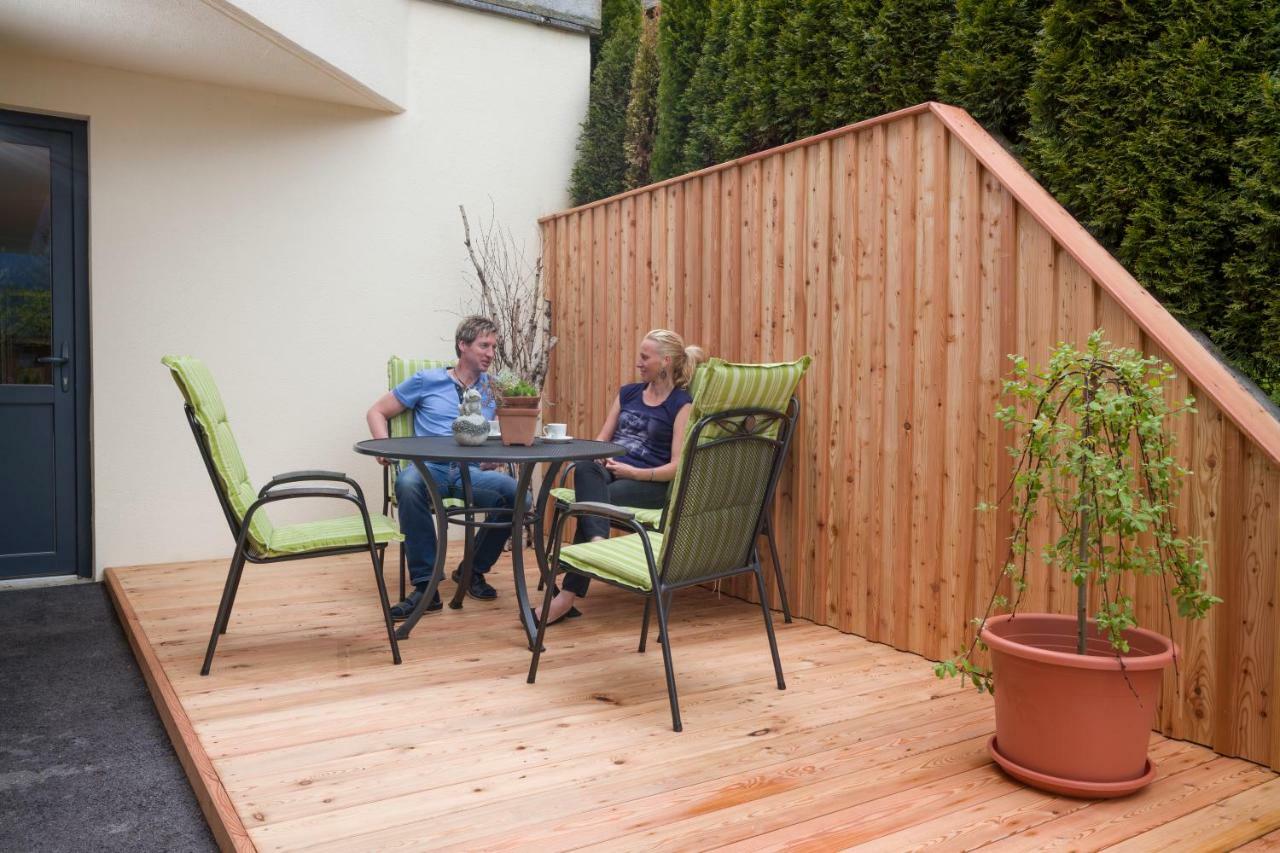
[773,0,863,141]
[862,0,957,116]
[826,0,882,127]
[935,0,1049,143]
[651,0,710,181]
[680,0,734,171]
[741,0,793,152]
[710,0,756,161]
[624,14,662,188]
[569,0,643,204]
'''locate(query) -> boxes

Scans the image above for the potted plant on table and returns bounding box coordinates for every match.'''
[936,330,1219,798]
[493,370,541,446]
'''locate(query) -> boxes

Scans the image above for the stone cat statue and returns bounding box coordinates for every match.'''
[452,388,490,446]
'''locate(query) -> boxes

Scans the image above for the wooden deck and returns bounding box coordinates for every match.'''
[107,549,1280,852]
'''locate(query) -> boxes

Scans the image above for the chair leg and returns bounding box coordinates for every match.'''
[753,567,786,690]
[638,596,652,653]
[398,541,407,602]
[370,542,402,665]
[657,590,673,645]
[763,514,792,623]
[201,542,248,676]
[653,587,682,732]
[219,553,247,636]
[527,563,561,683]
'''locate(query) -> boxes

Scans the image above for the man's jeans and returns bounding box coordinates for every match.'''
[394,462,518,588]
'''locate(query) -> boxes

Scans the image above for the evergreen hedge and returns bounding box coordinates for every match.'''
[651,0,710,180]
[566,0,1280,400]
[624,15,661,187]
[569,0,642,205]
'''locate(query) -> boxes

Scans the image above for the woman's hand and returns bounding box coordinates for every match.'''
[604,459,644,480]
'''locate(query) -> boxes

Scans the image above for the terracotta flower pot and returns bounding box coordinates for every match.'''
[497,399,540,446]
[981,612,1176,799]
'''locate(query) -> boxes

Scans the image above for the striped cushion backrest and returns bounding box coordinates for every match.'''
[657,356,811,577]
[386,356,454,440]
[162,355,274,551]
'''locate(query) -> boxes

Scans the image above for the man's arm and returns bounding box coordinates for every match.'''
[367,391,408,464]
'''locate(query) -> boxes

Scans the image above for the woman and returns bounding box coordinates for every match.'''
[540,329,705,625]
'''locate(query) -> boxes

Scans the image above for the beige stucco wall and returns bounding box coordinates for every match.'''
[0,1,588,575]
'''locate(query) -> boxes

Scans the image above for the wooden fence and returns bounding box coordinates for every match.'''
[538,103,1280,770]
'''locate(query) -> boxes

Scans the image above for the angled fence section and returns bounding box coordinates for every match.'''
[539,102,1280,770]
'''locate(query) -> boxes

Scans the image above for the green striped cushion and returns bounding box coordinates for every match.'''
[387,356,453,440]
[266,513,402,556]
[162,356,274,551]
[551,488,662,527]
[559,531,664,592]
[386,356,454,509]
[688,356,812,432]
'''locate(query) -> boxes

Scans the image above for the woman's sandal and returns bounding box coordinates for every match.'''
[529,605,581,627]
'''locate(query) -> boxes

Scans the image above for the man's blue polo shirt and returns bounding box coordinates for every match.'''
[392,367,497,437]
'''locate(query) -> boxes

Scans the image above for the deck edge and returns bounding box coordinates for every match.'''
[105,567,256,853]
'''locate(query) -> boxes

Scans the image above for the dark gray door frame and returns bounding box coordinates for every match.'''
[0,107,92,579]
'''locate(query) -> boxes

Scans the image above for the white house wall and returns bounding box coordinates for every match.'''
[0,1,589,576]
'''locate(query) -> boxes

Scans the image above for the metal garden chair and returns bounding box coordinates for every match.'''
[528,356,810,731]
[161,356,402,675]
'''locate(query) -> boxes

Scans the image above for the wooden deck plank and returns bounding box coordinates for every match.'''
[108,551,1278,851]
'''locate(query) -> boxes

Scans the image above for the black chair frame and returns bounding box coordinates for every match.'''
[181,405,401,675]
[529,406,793,731]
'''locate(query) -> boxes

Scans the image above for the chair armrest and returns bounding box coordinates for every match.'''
[261,470,363,499]
[568,501,636,523]
[261,486,353,501]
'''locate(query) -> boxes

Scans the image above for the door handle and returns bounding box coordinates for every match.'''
[38,343,71,391]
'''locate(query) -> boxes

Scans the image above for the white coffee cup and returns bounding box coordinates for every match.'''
[543,422,567,439]
[488,420,501,436]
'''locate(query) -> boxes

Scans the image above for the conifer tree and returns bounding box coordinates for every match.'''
[862,0,957,116]
[680,0,734,171]
[709,0,756,161]
[741,0,792,152]
[773,0,863,140]
[624,14,661,188]
[569,0,643,204]
[651,0,710,181]
[826,0,882,127]
[934,0,1049,143]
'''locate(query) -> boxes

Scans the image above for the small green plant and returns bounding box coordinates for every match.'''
[936,330,1219,693]
[492,370,539,400]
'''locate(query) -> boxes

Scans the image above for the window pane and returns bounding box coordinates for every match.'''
[0,140,53,385]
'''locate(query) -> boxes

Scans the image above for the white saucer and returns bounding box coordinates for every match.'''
[541,435,574,443]
[486,433,502,440]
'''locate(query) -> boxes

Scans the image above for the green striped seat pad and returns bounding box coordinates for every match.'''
[550,487,663,528]
[558,531,664,592]
[265,514,403,556]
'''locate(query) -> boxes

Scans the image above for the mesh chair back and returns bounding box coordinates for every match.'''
[658,412,789,585]
[162,355,274,550]
[655,356,810,583]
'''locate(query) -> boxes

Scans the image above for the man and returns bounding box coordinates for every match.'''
[366,316,516,618]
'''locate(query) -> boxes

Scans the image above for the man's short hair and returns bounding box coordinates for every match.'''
[455,315,499,357]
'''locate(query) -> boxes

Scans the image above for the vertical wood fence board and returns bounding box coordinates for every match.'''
[539,105,1280,770]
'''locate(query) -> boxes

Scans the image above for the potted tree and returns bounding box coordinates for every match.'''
[937,330,1219,798]
[492,370,541,446]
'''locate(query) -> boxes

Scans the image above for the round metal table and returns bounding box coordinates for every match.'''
[354,436,625,647]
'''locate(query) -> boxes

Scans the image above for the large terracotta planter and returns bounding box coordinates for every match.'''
[981,612,1176,799]
[497,396,540,446]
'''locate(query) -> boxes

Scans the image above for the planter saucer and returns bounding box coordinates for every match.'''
[988,736,1156,799]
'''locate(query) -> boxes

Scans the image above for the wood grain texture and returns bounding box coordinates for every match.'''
[540,104,1280,770]
[110,553,1278,851]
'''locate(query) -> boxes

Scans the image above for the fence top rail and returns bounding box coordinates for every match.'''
[539,101,1280,466]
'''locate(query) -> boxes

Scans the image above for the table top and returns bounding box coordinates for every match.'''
[354,436,626,464]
